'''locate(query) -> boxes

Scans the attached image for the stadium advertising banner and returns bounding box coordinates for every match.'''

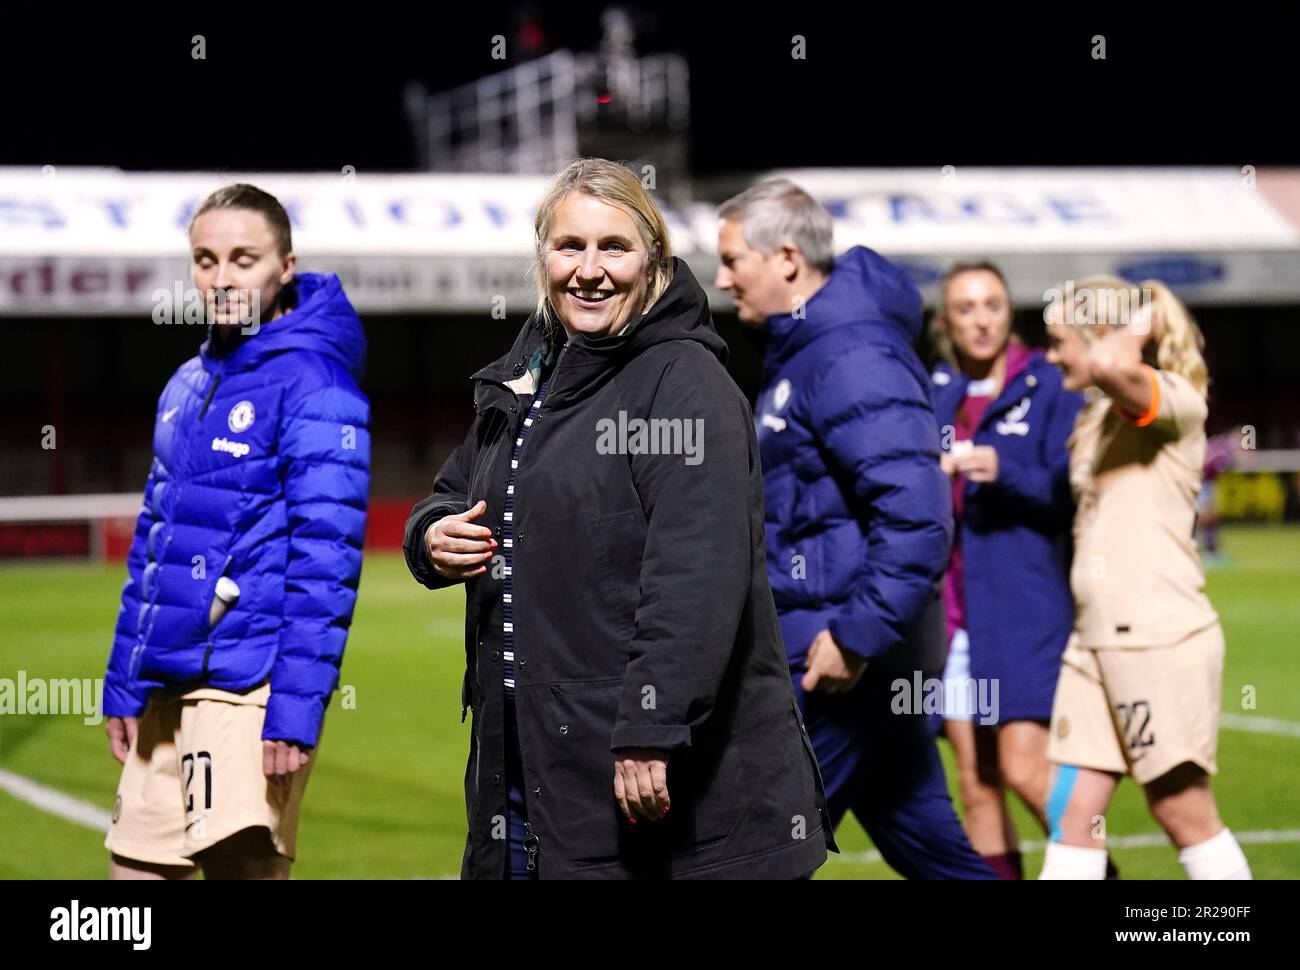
[3,167,1300,314]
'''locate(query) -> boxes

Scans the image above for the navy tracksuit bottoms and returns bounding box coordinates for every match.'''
[793,668,997,880]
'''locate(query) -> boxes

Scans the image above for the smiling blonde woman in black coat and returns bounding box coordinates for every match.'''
[403,158,835,879]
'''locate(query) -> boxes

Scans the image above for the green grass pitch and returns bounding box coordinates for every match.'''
[2,525,1297,879]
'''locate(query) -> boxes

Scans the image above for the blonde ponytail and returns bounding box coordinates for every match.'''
[1143,280,1209,398]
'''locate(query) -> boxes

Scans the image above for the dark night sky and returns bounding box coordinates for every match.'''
[4,7,1299,496]
[5,7,1296,173]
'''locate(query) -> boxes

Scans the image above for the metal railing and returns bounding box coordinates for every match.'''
[405,50,690,174]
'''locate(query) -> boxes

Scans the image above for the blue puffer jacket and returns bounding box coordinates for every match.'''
[103,273,370,748]
[756,246,951,668]
[931,350,1081,721]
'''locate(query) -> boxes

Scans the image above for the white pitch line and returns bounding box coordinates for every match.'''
[1,703,1296,871]
[4,757,1299,876]
[830,829,1300,865]
[0,767,111,832]
[1221,712,1300,738]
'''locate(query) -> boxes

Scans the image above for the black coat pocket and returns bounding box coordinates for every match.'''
[663,732,745,850]
[545,677,745,867]
[545,678,627,863]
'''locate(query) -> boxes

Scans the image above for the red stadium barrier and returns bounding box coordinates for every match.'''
[0,495,419,561]
[364,498,417,552]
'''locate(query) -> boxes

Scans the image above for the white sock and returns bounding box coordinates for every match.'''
[1179,828,1252,880]
[1039,841,1108,880]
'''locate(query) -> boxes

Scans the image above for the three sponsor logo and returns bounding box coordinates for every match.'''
[211,437,251,458]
